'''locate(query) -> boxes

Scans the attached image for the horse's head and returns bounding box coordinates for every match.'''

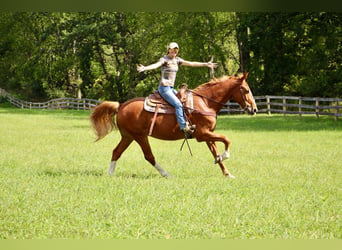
[232,72,258,115]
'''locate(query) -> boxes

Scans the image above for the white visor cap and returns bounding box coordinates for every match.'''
[167,42,179,50]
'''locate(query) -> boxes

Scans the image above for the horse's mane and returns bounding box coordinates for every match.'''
[193,74,243,92]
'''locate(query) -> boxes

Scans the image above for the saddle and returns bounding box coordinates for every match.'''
[144,84,194,135]
[144,91,176,114]
[144,84,193,114]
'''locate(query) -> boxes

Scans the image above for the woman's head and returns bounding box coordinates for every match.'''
[167,42,179,57]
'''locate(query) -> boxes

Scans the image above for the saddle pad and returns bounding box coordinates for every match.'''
[144,97,175,114]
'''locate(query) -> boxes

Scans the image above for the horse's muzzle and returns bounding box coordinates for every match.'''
[245,105,258,115]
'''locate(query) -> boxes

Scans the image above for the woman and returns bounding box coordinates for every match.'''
[137,42,217,136]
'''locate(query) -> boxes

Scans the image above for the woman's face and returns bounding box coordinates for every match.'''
[168,48,178,58]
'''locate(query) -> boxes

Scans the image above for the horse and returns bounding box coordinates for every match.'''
[90,72,257,178]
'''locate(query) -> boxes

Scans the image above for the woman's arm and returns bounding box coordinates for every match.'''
[137,61,163,72]
[181,60,218,69]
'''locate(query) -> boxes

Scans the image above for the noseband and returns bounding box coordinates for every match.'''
[239,87,252,112]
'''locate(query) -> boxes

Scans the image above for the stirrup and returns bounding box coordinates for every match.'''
[182,123,196,138]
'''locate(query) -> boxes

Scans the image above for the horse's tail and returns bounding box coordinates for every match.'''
[90,101,120,141]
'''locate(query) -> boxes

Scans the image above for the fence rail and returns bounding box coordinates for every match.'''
[0,88,102,110]
[221,95,342,120]
[1,88,341,120]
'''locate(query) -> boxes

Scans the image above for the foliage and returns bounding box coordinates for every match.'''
[236,12,342,97]
[0,12,341,101]
[0,106,341,239]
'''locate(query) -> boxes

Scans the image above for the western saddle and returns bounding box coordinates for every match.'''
[144,84,192,135]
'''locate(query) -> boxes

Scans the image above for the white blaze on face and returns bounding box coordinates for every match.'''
[249,88,258,112]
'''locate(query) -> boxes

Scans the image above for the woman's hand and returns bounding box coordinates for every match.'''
[137,64,145,73]
[207,61,218,69]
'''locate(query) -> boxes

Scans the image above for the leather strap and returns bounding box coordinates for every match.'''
[149,104,160,136]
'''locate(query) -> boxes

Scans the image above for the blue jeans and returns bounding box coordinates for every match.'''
[158,85,186,130]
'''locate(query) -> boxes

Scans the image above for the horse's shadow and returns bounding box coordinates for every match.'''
[38,169,162,179]
[38,169,103,177]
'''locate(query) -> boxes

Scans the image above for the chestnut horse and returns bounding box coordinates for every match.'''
[90,73,257,178]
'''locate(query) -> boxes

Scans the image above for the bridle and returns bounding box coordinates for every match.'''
[239,86,253,113]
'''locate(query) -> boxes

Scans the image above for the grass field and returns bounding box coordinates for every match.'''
[0,103,341,239]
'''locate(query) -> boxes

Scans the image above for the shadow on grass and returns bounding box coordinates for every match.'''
[39,169,103,177]
[38,169,162,179]
[114,173,161,179]
[216,114,342,132]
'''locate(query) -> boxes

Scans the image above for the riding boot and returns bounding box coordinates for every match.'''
[182,122,196,138]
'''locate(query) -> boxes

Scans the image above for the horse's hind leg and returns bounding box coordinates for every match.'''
[109,136,133,175]
[135,136,171,178]
[206,141,234,178]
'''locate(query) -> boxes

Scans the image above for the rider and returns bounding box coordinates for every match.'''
[137,42,217,136]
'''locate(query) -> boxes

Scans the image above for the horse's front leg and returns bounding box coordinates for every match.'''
[206,141,235,178]
[196,130,234,177]
[199,131,231,162]
[216,148,230,163]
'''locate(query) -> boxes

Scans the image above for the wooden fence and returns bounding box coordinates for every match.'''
[1,88,341,120]
[0,88,102,110]
[221,96,342,120]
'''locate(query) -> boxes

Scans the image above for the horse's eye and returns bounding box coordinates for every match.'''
[241,86,249,93]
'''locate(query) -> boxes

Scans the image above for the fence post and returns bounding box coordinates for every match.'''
[283,97,286,117]
[298,97,302,118]
[267,96,271,115]
[315,98,319,119]
[335,99,339,121]
[226,100,230,115]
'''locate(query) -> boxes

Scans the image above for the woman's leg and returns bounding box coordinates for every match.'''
[158,86,186,130]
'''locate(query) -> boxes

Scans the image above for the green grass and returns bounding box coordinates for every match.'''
[0,104,341,239]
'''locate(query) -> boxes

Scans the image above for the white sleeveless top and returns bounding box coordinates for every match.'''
[159,56,184,87]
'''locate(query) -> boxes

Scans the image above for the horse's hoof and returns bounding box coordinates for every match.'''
[226,174,235,178]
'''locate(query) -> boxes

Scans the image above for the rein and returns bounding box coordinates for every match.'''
[188,87,250,113]
[189,89,227,107]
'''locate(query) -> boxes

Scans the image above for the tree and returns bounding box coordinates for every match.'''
[236,12,342,97]
[0,12,240,101]
[0,12,77,100]
[3,12,340,100]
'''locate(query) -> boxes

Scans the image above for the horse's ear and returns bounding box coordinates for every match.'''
[242,72,249,80]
